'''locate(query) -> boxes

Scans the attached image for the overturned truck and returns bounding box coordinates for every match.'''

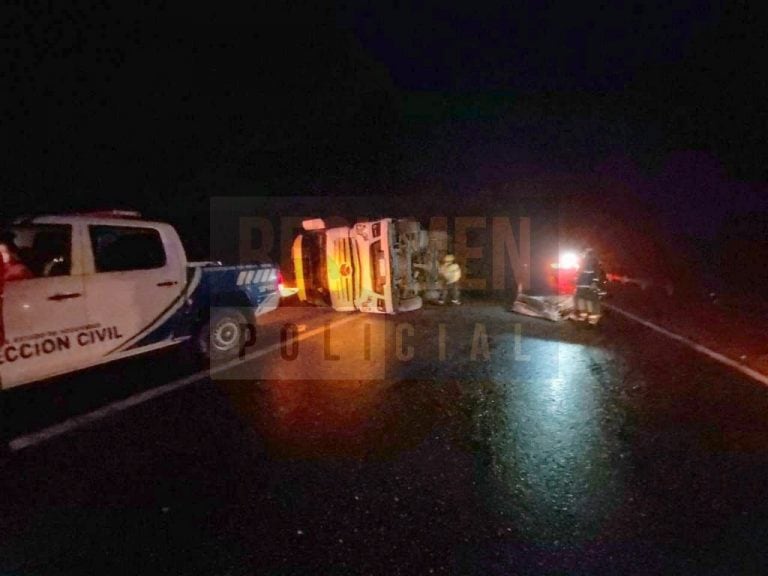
[291,218,448,314]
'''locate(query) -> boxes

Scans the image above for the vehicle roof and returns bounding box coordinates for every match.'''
[13,214,172,229]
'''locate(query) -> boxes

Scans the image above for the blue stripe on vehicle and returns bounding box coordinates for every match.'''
[107,264,280,356]
[106,267,203,355]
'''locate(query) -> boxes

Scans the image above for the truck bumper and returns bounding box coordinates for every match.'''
[255,292,281,317]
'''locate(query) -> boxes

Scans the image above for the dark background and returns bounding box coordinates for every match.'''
[4,1,767,291]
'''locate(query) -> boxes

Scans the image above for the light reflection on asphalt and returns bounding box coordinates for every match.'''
[482,336,627,543]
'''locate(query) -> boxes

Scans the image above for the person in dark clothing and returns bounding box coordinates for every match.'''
[573,248,604,323]
[581,248,606,294]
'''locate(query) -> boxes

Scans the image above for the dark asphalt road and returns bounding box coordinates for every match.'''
[2,301,768,575]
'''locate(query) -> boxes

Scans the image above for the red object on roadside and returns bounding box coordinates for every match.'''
[552,268,579,294]
[548,252,582,294]
[549,263,580,295]
[0,256,5,347]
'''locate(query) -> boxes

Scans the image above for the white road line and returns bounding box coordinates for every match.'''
[604,303,768,387]
[9,313,361,452]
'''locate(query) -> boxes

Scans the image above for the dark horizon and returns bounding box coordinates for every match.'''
[4,2,767,258]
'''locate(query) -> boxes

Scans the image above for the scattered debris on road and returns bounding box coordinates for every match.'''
[509,294,574,322]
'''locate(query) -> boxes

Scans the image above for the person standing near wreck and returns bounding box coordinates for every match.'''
[581,248,606,293]
[573,248,603,323]
[438,254,462,305]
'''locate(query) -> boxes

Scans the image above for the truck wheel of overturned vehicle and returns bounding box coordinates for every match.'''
[397,220,421,236]
[397,295,423,313]
[198,309,248,361]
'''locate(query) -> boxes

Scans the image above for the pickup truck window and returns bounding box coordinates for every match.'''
[4,224,72,278]
[90,225,166,273]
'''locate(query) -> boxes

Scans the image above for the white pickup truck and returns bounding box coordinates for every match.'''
[0,211,282,391]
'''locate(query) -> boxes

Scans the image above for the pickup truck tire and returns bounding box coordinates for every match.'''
[197,309,250,362]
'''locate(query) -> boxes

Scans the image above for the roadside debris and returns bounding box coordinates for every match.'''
[509,294,574,322]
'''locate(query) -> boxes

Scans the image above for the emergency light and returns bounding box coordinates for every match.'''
[551,251,581,270]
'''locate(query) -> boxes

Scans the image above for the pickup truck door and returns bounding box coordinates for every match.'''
[82,223,187,359]
[0,224,90,389]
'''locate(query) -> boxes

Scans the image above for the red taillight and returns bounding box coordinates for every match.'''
[277,270,284,291]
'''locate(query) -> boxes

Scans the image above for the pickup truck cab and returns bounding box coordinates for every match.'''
[0,211,281,390]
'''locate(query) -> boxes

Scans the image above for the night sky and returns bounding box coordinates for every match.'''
[4,2,767,248]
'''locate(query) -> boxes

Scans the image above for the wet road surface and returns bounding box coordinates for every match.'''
[2,301,768,574]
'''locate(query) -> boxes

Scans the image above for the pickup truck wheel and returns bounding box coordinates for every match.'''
[198,309,248,361]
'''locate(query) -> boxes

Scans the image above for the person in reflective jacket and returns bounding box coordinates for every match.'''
[581,247,607,295]
[438,254,462,305]
[573,250,602,323]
